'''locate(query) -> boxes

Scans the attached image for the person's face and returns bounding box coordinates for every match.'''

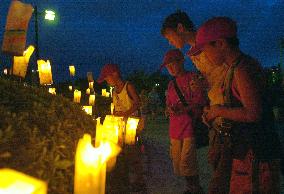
[202,40,225,66]
[165,60,184,77]
[163,28,185,49]
[104,72,119,86]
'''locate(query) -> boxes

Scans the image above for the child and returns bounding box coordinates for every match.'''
[97,63,140,117]
[97,63,145,192]
[161,49,206,194]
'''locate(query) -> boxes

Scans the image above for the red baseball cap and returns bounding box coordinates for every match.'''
[97,63,120,83]
[160,49,184,70]
[188,17,237,56]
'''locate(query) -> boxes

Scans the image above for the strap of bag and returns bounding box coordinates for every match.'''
[173,79,193,116]
[173,78,188,106]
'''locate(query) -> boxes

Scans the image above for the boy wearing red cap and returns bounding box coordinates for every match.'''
[98,64,145,192]
[162,49,206,194]
[97,63,140,117]
[190,17,281,194]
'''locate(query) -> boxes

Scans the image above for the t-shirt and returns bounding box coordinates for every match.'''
[166,72,207,139]
[188,51,227,105]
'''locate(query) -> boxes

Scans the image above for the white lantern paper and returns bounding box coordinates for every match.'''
[125,117,140,145]
[0,168,47,194]
[37,60,53,85]
[73,90,81,103]
[89,94,95,106]
[74,134,121,194]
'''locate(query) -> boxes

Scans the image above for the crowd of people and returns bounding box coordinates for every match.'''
[97,10,282,194]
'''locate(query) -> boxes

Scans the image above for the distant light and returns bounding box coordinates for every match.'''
[45,10,55,21]
[155,83,160,87]
[3,68,8,75]
[32,69,35,73]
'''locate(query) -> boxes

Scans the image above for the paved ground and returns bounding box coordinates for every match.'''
[141,115,284,194]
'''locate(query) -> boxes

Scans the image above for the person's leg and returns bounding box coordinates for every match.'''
[208,142,232,194]
[170,138,182,175]
[181,137,204,194]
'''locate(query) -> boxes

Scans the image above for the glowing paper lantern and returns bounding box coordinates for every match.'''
[89,81,94,90]
[69,85,72,91]
[69,65,75,76]
[48,88,56,95]
[13,45,34,78]
[86,88,90,95]
[89,94,95,106]
[110,86,114,97]
[103,115,125,146]
[37,60,53,85]
[74,134,121,194]
[73,90,81,103]
[101,89,107,97]
[0,168,47,194]
[110,103,114,115]
[82,106,92,115]
[125,117,140,145]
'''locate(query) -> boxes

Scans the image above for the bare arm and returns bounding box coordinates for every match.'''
[205,66,262,122]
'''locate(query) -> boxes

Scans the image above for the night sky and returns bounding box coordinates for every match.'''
[0,0,283,83]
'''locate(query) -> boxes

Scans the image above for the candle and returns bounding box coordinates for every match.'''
[73,90,81,103]
[82,106,92,115]
[37,60,53,85]
[69,85,73,91]
[69,65,75,77]
[48,88,56,95]
[74,134,121,194]
[89,81,94,89]
[0,168,47,194]
[86,88,90,95]
[89,94,95,106]
[125,117,140,145]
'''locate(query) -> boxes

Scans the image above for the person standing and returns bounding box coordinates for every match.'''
[189,16,281,194]
[161,49,206,194]
[161,11,232,192]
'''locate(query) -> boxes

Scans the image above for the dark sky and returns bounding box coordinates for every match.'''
[1,0,284,83]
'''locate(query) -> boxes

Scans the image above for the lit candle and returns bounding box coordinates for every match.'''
[69,65,75,77]
[48,88,56,95]
[86,88,90,95]
[82,106,92,115]
[37,60,53,85]
[0,168,47,194]
[125,117,140,145]
[89,94,95,106]
[74,134,121,194]
[73,90,81,103]
[89,81,94,89]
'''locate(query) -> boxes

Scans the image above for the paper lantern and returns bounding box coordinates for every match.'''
[74,134,121,194]
[68,85,72,91]
[101,89,107,97]
[37,60,53,85]
[0,168,47,194]
[13,45,34,78]
[89,81,94,90]
[69,65,75,77]
[110,86,114,97]
[125,117,140,145]
[110,103,114,115]
[48,88,56,95]
[73,90,81,103]
[86,88,90,95]
[82,106,92,115]
[89,94,95,106]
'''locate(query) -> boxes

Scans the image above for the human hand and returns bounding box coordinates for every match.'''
[203,105,222,121]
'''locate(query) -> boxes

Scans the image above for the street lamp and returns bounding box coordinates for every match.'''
[32,6,56,84]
